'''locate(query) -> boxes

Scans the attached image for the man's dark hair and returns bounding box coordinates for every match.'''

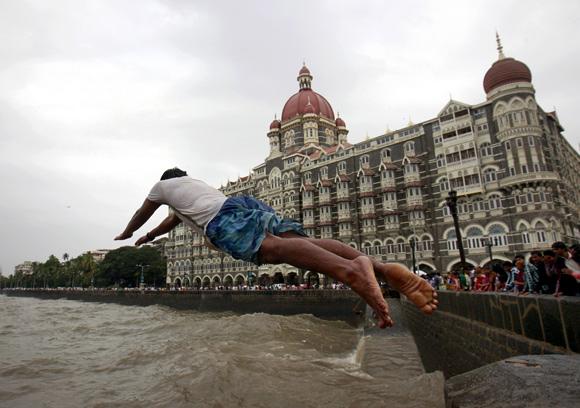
[530,250,543,257]
[160,167,188,181]
[513,254,525,262]
[502,261,512,268]
[551,241,568,250]
[543,249,556,257]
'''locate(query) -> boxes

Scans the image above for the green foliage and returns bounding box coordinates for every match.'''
[2,246,166,289]
[96,246,166,287]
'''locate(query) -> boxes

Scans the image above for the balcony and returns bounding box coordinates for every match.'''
[303,219,316,228]
[498,171,559,189]
[406,197,423,207]
[339,230,352,238]
[338,212,351,221]
[319,194,332,205]
[362,226,377,234]
[380,180,396,189]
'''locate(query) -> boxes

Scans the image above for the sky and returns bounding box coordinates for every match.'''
[1,0,579,275]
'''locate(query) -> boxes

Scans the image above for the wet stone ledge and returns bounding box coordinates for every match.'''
[400,291,579,379]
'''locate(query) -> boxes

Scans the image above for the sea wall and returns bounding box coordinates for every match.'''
[400,290,580,378]
[1,289,366,325]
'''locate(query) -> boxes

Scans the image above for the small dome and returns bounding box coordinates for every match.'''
[335,117,346,127]
[483,57,532,94]
[269,118,281,130]
[299,65,311,75]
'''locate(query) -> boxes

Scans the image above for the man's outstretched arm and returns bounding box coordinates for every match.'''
[134,213,182,246]
[115,199,161,241]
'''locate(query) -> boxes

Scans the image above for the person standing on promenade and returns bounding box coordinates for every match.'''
[115,168,438,328]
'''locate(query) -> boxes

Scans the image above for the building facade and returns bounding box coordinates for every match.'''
[164,37,580,288]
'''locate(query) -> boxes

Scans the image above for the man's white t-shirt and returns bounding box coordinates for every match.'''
[147,176,227,233]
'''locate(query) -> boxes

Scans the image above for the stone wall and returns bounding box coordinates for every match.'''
[1,289,366,326]
[400,291,579,378]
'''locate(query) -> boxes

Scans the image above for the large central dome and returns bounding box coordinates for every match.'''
[483,33,532,94]
[281,65,335,122]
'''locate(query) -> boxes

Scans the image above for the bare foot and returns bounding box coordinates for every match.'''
[349,256,394,328]
[376,263,438,314]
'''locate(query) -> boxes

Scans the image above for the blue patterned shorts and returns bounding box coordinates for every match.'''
[205,196,307,265]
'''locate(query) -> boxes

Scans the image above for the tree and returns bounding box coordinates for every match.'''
[97,246,166,288]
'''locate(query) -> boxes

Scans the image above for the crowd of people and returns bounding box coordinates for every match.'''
[428,241,580,297]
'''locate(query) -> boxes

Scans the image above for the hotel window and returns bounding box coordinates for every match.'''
[338,161,347,173]
[528,136,535,146]
[521,165,528,174]
[533,163,541,172]
[489,194,502,210]
[516,138,523,148]
[404,141,415,155]
[320,167,328,179]
[381,149,392,162]
[360,155,370,167]
[505,141,511,151]
[484,169,497,183]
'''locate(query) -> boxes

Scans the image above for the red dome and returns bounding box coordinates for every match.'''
[281,89,335,121]
[269,118,281,130]
[299,65,311,75]
[483,57,532,94]
[335,117,346,127]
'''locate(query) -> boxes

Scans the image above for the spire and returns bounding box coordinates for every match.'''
[496,31,505,60]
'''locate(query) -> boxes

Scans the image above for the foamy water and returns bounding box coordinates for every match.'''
[0,295,444,408]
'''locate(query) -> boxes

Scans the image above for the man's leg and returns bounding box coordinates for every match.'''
[279,232,438,314]
[258,233,393,328]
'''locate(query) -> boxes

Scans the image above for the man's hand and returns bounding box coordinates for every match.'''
[135,235,151,246]
[114,232,133,241]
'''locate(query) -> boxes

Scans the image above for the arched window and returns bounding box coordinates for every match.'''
[472,198,486,212]
[386,239,395,254]
[489,224,508,247]
[533,221,548,244]
[488,194,502,210]
[381,149,392,162]
[360,155,370,167]
[518,223,530,244]
[284,130,295,148]
[437,154,445,168]
[404,141,415,155]
[465,227,484,249]
[439,177,449,192]
[484,168,497,183]
[480,143,493,157]
[421,235,433,251]
[446,230,457,251]
[397,238,406,253]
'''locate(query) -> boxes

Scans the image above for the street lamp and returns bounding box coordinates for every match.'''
[483,236,494,264]
[446,190,467,272]
[136,264,149,289]
[410,237,417,274]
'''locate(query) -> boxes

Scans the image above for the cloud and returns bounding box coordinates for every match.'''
[0,0,578,275]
